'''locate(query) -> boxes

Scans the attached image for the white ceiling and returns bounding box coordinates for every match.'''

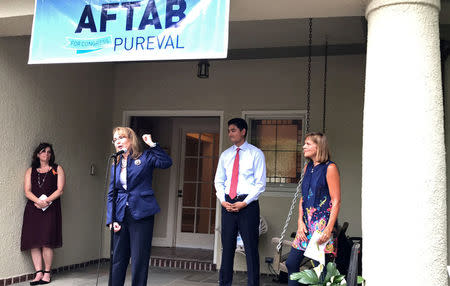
[0,0,34,18]
[0,0,366,19]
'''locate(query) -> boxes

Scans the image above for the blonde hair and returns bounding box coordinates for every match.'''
[305,132,331,163]
[113,127,142,159]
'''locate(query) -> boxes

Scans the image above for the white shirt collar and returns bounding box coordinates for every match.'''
[233,141,249,151]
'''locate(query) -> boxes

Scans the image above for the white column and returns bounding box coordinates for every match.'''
[362,0,447,285]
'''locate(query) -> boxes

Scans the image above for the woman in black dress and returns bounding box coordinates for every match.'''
[21,143,65,285]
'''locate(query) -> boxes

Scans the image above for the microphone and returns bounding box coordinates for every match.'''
[111,148,127,158]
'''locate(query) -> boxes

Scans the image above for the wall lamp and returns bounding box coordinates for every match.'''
[197,60,210,79]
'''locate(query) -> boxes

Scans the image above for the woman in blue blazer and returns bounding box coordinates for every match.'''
[107,127,172,286]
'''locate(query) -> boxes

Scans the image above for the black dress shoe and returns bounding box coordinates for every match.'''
[39,270,51,284]
[29,270,43,286]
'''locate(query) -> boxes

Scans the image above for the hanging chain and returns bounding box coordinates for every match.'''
[322,40,328,133]
[306,18,312,133]
[278,18,313,252]
[276,163,306,251]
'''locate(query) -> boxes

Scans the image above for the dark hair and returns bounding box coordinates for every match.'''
[228,118,248,137]
[31,143,56,169]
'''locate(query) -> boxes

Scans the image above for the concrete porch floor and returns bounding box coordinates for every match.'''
[13,263,283,286]
[13,247,283,285]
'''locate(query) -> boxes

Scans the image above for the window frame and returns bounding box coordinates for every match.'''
[242,110,307,193]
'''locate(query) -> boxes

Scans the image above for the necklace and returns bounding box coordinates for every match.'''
[311,162,320,173]
[121,158,127,169]
[37,167,50,188]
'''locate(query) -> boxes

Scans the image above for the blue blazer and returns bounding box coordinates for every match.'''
[107,145,172,224]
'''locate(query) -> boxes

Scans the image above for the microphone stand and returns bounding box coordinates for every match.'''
[108,154,119,286]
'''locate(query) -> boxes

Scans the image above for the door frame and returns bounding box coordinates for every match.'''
[123,110,224,264]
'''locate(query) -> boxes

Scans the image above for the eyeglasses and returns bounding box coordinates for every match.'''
[39,150,52,154]
[112,136,127,144]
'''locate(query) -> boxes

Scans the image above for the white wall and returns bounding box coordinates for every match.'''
[445,55,450,278]
[0,36,114,279]
[112,55,365,271]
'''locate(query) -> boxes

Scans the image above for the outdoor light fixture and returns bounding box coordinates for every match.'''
[197,60,210,78]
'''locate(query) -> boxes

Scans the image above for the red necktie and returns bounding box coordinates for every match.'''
[229,147,240,199]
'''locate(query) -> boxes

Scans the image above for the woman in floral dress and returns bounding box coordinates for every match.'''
[286,132,341,286]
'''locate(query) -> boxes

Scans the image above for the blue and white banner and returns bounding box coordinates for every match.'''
[28,0,229,64]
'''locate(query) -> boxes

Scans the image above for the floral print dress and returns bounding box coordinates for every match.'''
[292,160,336,255]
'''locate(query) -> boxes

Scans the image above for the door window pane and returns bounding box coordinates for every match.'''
[181,208,195,232]
[211,184,217,207]
[200,133,215,157]
[199,158,213,182]
[213,134,220,158]
[184,158,198,181]
[210,210,216,234]
[197,183,213,208]
[196,209,210,234]
[185,133,199,156]
[182,183,196,207]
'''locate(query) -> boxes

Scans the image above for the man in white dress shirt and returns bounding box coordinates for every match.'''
[214,118,266,286]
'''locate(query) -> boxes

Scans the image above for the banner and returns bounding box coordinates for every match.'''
[28,0,229,64]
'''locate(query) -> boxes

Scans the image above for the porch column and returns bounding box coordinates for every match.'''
[362,0,447,285]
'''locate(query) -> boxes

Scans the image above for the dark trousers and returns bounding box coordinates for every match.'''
[220,195,260,286]
[111,208,155,286]
[286,247,327,286]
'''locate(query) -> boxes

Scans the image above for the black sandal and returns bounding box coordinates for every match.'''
[29,270,43,286]
[39,270,51,284]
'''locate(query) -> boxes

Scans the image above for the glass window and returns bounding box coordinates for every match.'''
[249,119,303,185]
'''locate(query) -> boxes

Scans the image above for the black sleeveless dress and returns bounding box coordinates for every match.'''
[20,166,62,251]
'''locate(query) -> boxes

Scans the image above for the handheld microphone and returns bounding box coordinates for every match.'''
[111,148,127,158]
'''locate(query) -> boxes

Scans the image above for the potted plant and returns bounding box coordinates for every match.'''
[290,262,365,286]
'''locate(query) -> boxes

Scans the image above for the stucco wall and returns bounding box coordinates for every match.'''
[445,55,450,277]
[112,55,365,271]
[0,36,114,279]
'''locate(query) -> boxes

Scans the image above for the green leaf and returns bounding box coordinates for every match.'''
[357,276,365,284]
[324,262,340,282]
[327,262,340,276]
[333,275,346,283]
[290,269,320,284]
[289,272,303,281]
